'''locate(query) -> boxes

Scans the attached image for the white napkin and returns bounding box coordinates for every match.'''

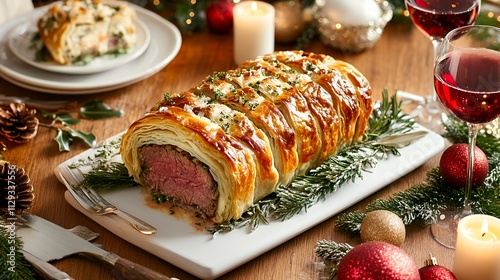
[0,0,34,26]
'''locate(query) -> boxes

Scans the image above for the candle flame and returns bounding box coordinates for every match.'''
[481,219,489,237]
[251,1,257,11]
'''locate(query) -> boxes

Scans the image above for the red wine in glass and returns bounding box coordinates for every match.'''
[431,25,500,250]
[403,0,479,129]
[435,49,500,124]
[406,0,479,40]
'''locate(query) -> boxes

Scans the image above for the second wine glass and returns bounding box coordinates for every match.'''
[432,25,500,248]
[404,0,480,127]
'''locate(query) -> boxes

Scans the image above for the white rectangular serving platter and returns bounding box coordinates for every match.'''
[55,127,445,279]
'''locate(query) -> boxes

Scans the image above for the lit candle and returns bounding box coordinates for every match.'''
[453,214,500,280]
[233,1,275,65]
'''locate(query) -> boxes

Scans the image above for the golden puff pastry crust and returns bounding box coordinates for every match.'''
[37,0,137,65]
[120,50,373,223]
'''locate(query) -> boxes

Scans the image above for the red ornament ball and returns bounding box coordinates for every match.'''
[205,0,234,33]
[439,143,488,189]
[419,255,456,280]
[419,264,456,280]
[336,241,420,280]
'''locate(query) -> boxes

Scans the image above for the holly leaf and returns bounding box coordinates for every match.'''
[54,128,72,152]
[41,111,56,119]
[80,100,124,120]
[66,127,96,147]
[42,111,81,125]
[56,113,81,125]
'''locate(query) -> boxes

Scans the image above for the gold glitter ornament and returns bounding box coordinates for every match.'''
[360,210,405,247]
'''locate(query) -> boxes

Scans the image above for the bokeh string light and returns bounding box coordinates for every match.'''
[148,0,499,36]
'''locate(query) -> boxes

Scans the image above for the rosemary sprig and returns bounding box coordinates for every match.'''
[69,137,121,170]
[365,89,415,140]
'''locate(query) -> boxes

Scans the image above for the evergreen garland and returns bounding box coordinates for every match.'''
[335,117,500,234]
[443,115,500,157]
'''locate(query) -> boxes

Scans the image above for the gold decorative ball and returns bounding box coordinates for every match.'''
[360,210,405,247]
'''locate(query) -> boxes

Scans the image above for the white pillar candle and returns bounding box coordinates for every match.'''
[453,214,500,280]
[233,1,275,65]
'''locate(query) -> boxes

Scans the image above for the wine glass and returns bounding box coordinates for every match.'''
[404,0,480,128]
[431,25,500,248]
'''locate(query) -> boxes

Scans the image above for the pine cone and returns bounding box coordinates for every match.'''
[0,160,35,215]
[0,103,39,143]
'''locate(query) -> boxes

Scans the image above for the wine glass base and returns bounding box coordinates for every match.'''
[430,209,471,249]
[417,97,446,132]
[398,93,446,132]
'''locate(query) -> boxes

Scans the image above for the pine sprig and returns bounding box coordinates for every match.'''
[442,115,500,157]
[485,152,500,185]
[365,169,451,225]
[334,211,365,233]
[77,162,137,191]
[273,143,399,220]
[207,195,280,235]
[315,240,353,278]
[67,137,135,191]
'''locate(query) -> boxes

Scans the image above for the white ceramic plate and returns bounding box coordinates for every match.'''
[55,127,445,279]
[8,18,151,74]
[0,71,134,94]
[0,2,181,94]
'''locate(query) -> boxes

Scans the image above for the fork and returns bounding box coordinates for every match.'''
[58,167,157,235]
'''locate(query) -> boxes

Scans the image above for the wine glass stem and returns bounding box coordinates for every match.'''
[464,123,478,214]
[429,39,443,104]
[423,38,444,121]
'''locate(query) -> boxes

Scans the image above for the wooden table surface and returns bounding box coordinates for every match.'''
[1,4,457,279]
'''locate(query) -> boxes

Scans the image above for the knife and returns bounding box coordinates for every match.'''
[0,94,78,112]
[16,213,172,280]
[22,251,74,280]
[20,225,100,280]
